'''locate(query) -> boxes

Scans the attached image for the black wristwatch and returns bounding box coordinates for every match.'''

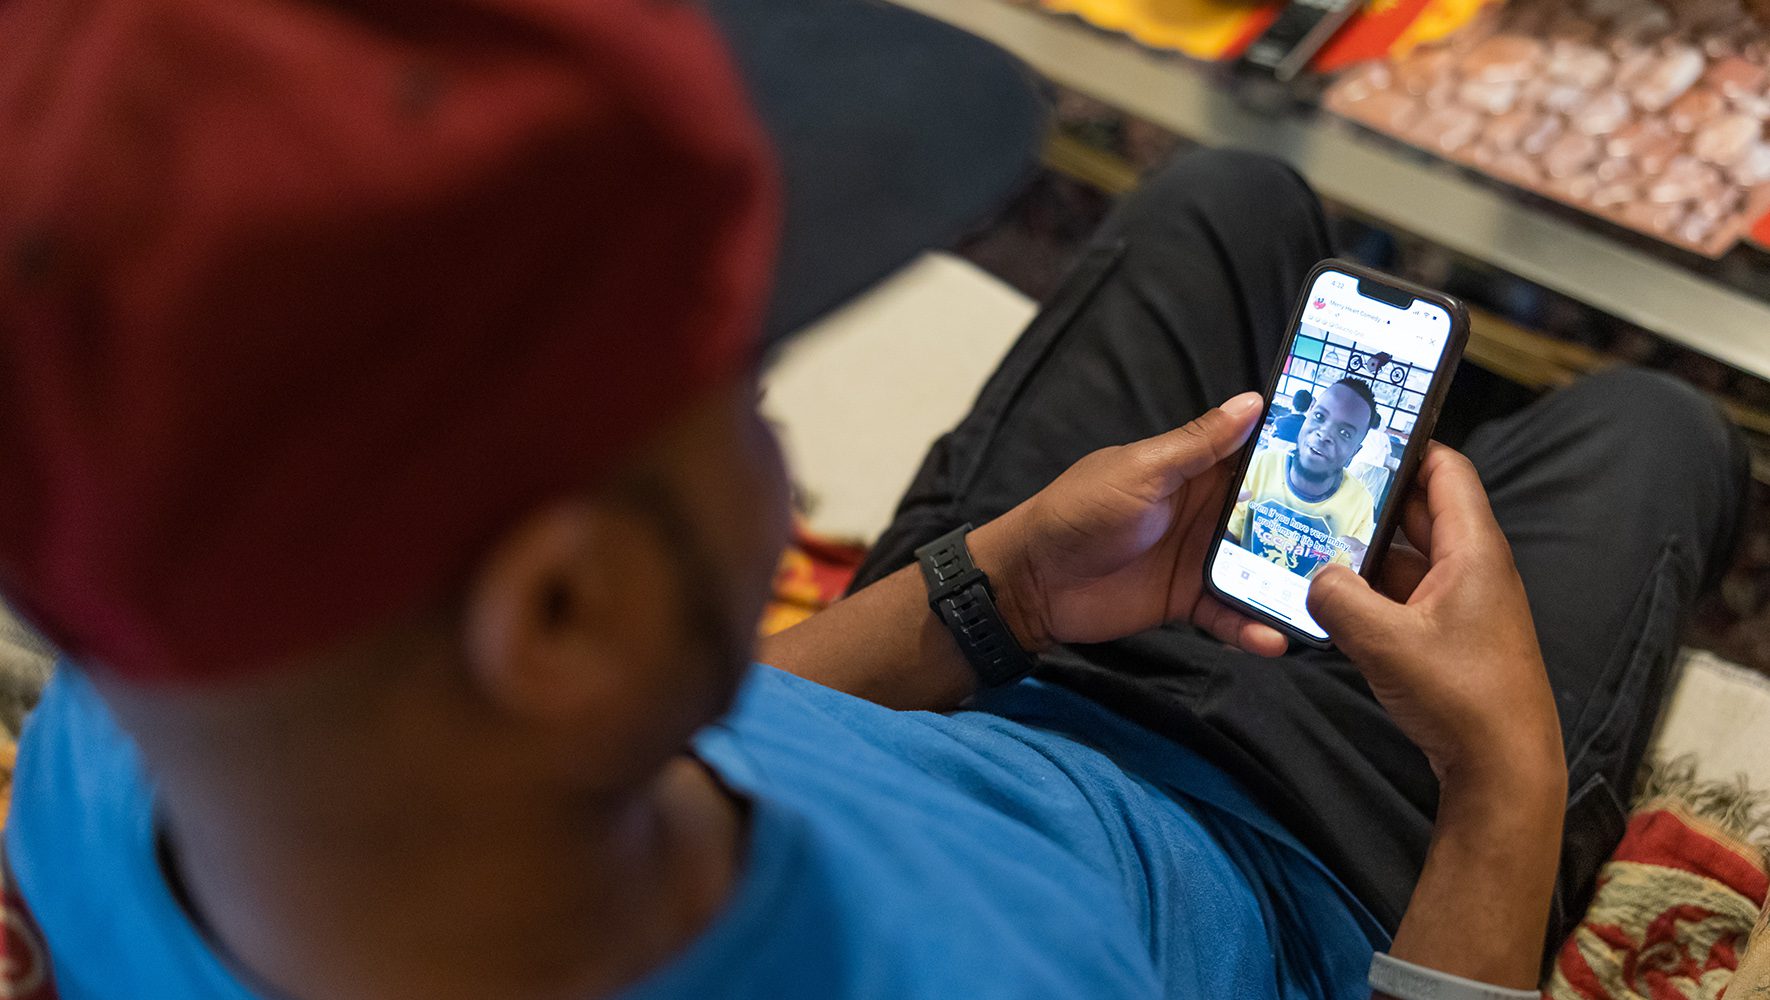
[914,524,1038,689]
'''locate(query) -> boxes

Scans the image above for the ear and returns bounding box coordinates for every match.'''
[462,498,671,722]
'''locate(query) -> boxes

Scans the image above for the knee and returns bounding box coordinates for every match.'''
[1559,365,1749,587]
[1571,367,1725,439]
[1137,149,1309,213]
[1567,367,1741,485]
[1119,148,1324,245]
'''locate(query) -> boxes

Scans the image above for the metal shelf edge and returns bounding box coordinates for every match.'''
[895,0,1770,380]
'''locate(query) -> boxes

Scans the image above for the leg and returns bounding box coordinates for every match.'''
[855,149,1745,943]
[852,148,1333,587]
[1462,367,1748,943]
[853,150,1437,927]
[855,149,1439,928]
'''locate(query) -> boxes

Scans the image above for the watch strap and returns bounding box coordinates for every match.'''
[914,524,1037,689]
[1367,953,1540,1000]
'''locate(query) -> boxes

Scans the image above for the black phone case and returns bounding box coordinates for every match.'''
[1202,258,1471,650]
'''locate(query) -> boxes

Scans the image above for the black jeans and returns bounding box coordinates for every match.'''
[851,150,1749,950]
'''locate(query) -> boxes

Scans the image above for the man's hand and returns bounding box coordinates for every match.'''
[1305,444,1566,992]
[761,391,1284,711]
[974,392,1287,660]
[1305,444,1562,793]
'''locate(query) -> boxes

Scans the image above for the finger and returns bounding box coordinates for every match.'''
[1398,488,1432,560]
[1376,544,1429,602]
[1305,564,1402,666]
[1236,619,1289,658]
[1195,595,1288,657]
[1135,392,1263,494]
[1414,444,1506,561]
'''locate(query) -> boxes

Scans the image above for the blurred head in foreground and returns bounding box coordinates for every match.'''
[0,0,1041,992]
[0,0,795,992]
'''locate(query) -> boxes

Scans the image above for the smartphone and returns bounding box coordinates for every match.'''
[1202,259,1469,648]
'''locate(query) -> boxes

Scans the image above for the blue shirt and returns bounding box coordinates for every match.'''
[10,664,1386,998]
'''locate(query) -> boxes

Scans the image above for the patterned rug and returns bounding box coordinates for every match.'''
[1546,788,1768,998]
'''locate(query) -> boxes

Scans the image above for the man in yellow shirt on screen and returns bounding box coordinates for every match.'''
[1227,376,1380,577]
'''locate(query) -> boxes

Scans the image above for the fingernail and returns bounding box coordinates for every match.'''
[1222,392,1262,416]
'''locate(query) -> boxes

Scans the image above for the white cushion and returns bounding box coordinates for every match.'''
[1654,650,1770,790]
[762,252,1035,544]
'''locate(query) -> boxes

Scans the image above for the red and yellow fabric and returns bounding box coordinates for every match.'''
[1035,0,1275,62]
[1315,0,1488,70]
[759,524,868,637]
[1032,0,1490,66]
[1545,802,1768,1000]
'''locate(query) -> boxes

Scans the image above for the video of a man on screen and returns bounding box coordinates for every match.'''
[1225,326,1435,579]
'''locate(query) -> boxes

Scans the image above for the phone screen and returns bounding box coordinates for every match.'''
[1209,268,1455,641]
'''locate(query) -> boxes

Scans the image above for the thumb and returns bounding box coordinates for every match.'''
[1140,392,1263,492]
[1306,565,1401,664]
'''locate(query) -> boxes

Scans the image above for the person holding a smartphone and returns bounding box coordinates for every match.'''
[824,157,1744,992]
